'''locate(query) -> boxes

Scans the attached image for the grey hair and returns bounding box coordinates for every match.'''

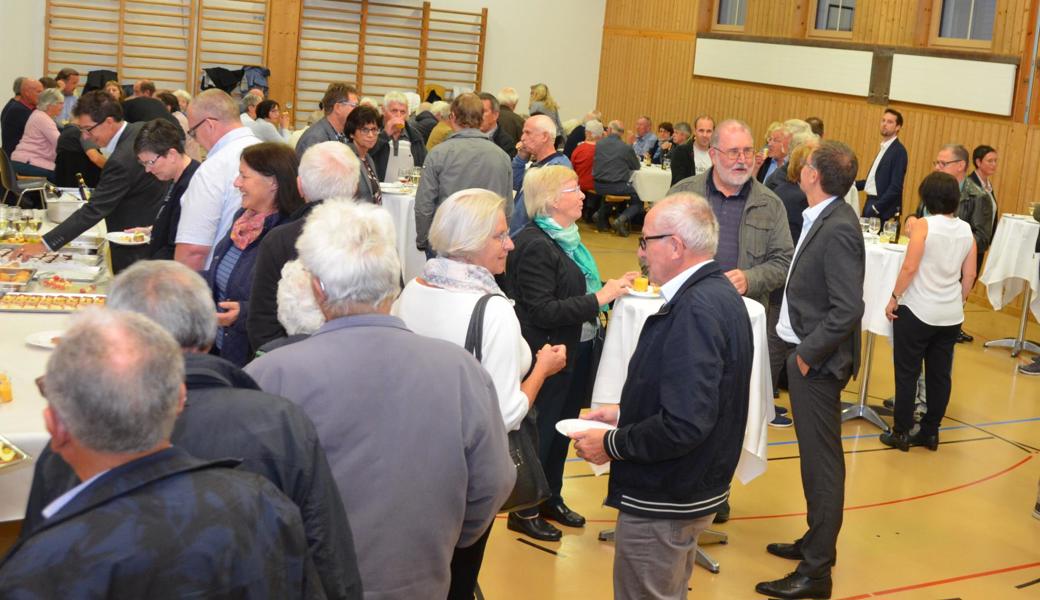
[583,110,602,122]
[674,121,692,136]
[296,200,401,317]
[942,143,970,164]
[277,259,325,335]
[12,76,24,95]
[584,120,604,137]
[608,120,625,135]
[107,260,217,351]
[45,309,184,453]
[528,114,557,140]
[429,188,506,260]
[431,100,451,119]
[240,93,262,114]
[383,91,408,111]
[653,193,719,256]
[36,88,64,112]
[783,119,818,151]
[709,119,753,148]
[497,87,519,107]
[299,141,361,201]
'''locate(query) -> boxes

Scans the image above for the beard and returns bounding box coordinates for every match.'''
[717,163,751,189]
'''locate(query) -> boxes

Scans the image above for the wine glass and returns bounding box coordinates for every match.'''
[882,221,898,243]
[868,218,881,235]
[859,217,870,234]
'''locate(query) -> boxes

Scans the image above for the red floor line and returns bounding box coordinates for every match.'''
[560,454,1035,524]
[834,560,1040,599]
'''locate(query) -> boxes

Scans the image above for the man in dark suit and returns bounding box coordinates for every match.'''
[857,108,908,226]
[477,91,516,158]
[757,140,865,600]
[121,80,179,126]
[573,193,753,598]
[0,310,322,598]
[12,91,166,272]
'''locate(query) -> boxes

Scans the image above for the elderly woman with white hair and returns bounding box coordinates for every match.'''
[246,200,515,600]
[502,165,638,542]
[11,87,65,181]
[394,188,567,598]
[252,259,327,357]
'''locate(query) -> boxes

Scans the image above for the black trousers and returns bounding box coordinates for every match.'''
[892,305,959,435]
[516,338,595,517]
[775,341,847,579]
[446,521,493,600]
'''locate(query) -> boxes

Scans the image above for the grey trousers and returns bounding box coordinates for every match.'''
[613,512,715,600]
[785,351,848,579]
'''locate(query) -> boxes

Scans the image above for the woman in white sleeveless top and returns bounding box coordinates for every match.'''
[881,172,976,451]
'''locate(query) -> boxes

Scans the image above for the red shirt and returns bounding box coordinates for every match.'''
[571,142,596,192]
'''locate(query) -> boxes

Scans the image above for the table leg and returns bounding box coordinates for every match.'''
[597,528,726,573]
[984,288,1040,357]
[841,332,891,432]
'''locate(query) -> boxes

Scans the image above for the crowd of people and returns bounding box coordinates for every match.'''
[0,67,1033,600]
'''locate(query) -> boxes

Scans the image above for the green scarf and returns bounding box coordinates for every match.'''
[534,215,604,305]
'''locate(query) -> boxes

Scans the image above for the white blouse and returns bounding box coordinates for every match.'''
[393,280,532,431]
[900,215,974,326]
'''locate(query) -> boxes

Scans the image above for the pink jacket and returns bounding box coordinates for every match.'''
[11,109,59,170]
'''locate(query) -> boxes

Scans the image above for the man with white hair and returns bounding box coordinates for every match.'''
[370,90,426,182]
[21,261,363,599]
[496,86,525,143]
[175,88,262,270]
[239,92,262,126]
[424,100,453,150]
[247,140,362,350]
[478,91,516,158]
[246,200,515,599]
[509,113,572,234]
[2,310,321,598]
[572,193,754,600]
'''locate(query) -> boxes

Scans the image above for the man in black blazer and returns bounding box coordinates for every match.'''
[857,108,908,225]
[757,141,865,600]
[12,91,166,272]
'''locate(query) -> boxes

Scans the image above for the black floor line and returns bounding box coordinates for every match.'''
[942,415,1040,453]
[767,436,994,461]
[1016,576,1040,589]
[515,538,559,556]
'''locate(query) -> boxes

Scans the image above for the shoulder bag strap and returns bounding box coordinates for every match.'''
[464,293,503,362]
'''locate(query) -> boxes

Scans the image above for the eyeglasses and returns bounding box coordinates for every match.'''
[560,186,582,194]
[186,117,214,139]
[337,100,359,109]
[933,159,965,168]
[638,233,674,250]
[712,146,755,160]
[358,126,380,135]
[491,230,511,244]
[77,120,105,136]
[137,153,165,168]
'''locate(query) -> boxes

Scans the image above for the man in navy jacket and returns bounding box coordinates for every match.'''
[857,108,908,225]
[572,193,753,599]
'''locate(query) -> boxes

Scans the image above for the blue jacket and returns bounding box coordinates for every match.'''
[858,137,908,221]
[205,209,291,367]
[603,262,753,519]
[0,446,322,599]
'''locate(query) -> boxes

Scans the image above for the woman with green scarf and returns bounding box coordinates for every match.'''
[501,165,638,542]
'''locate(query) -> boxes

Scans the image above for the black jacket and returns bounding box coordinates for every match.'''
[121,97,179,127]
[604,262,753,519]
[370,121,427,181]
[490,126,517,158]
[500,223,600,372]
[497,106,524,144]
[21,352,363,600]
[1,98,32,156]
[148,159,200,260]
[563,125,585,158]
[247,200,322,351]
[54,124,101,187]
[669,140,696,186]
[410,110,438,143]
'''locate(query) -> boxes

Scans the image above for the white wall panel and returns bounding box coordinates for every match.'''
[889,54,1016,116]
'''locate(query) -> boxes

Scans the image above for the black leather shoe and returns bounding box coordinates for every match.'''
[766,541,804,560]
[883,398,895,410]
[957,329,974,343]
[713,499,730,524]
[507,513,562,542]
[909,431,939,451]
[540,501,586,528]
[755,572,832,599]
[879,430,910,452]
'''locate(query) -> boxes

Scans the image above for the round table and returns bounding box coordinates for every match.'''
[978,214,1040,356]
[630,165,673,204]
[381,191,427,283]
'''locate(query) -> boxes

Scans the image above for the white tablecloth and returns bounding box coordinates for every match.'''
[861,242,907,337]
[978,215,1040,320]
[590,295,772,484]
[630,166,673,204]
[382,191,427,283]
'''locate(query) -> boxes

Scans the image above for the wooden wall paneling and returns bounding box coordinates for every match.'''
[120,1,193,91]
[45,1,121,77]
[358,1,422,99]
[603,0,700,33]
[195,0,269,91]
[265,0,303,120]
[294,0,363,129]
[423,5,483,95]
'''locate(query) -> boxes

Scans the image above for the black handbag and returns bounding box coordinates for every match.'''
[464,293,550,513]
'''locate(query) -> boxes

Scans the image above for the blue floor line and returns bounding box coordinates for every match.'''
[564,415,1040,460]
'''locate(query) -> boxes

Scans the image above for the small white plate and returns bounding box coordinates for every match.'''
[627,289,661,299]
[25,329,64,349]
[106,232,149,246]
[379,183,407,193]
[556,418,615,437]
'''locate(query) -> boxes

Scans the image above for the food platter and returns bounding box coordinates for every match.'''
[0,292,106,313]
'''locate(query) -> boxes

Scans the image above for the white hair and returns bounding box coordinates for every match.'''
[429,188,506,260]
[383,91,408,111]
[783,118,818,152]
[497,87,519,107]
[528,114,557,141]
[172,89,192,105]
[299,141,361,201]
[584,120,604,137]
[45,309,183,454]
[36,88,64,111]
[431,100,451,119]
[296,200,401,317]
[277,260,325,335]
[653,193,718,256]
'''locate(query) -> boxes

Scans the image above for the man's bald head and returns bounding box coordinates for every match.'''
[20,78,42,106]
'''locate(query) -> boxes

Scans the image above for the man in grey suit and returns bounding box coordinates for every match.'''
[756,140,865,600]
[13,90,166,272]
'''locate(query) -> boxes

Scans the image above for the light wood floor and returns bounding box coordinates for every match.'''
[3,225,1038,599]
[478,224,1040,599]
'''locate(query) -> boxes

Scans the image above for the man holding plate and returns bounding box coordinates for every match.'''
[571,193,753,600]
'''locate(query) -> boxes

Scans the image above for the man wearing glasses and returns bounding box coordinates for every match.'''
[11,90,165,272]
[295,82,359,160]
[174,89,261,271]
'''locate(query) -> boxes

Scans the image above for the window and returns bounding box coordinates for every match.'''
[814,0,856,33]
[716,0,746,28]
[937,0,995,42]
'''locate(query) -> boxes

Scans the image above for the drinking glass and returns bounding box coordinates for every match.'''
[662,157,671,171]
[859,217,870,234]
[0,207,10,239]
[868,218,881,235]
[882,221,898,242]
